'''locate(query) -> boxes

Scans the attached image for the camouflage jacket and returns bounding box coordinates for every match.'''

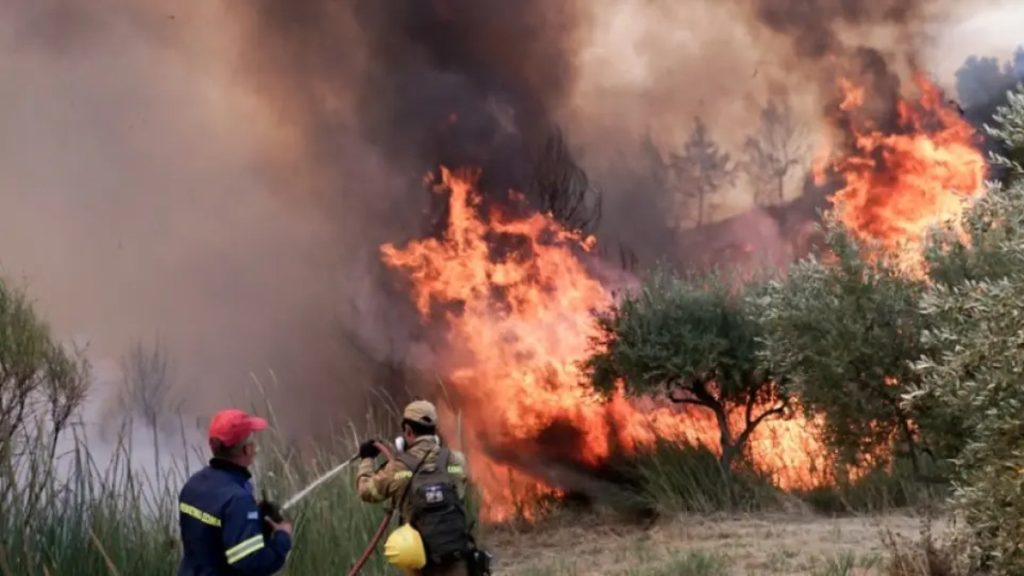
[356,436,467,522]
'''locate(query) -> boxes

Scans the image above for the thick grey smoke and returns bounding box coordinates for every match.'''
[235,0,591,230]
[0,1,395,435]
[0,0,1017,449]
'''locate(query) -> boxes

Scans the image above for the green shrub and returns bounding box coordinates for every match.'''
[623,550,730,576]
[800,459,948,515]
[913,86,1024,573]
[0,417,399,576]
[626,440,780,514]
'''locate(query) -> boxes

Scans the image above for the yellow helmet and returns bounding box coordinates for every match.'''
[384,523,426,570]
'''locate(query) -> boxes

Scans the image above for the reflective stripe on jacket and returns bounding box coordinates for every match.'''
[178,459,291,576]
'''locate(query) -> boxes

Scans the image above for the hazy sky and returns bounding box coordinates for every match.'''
[925,2,1024,85]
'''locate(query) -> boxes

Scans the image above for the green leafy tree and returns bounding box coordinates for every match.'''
[912,88,1024,572]
[915,272,1024,573]
[0,274,88,523]
[585,270,786,474]
[754,224,935,475]
[984,83,1024,181]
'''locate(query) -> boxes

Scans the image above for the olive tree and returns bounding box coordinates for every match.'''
[754,225,935,475]
[911,87,1024,573]
[916,272,1024,573]
[984,82,1024,182]
[584,270,787,474]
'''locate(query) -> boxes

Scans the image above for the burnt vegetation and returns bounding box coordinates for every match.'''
[670,118,737,228]
[743,99,807,206]
[528,128,603,236]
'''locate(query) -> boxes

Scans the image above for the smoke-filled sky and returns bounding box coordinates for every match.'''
[0,0,1021,435]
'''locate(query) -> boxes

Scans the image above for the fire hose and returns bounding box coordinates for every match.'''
[281,454,360,512]
[273,443,396,576]
[344,442,397,576]
[346,509,394,576]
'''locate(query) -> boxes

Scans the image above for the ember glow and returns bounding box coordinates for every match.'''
[825,74,988,272]
[381,168,839,521]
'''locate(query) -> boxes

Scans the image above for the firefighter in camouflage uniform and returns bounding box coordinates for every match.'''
[356,400,472,576]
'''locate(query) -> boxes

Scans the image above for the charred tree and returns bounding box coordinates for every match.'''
[743,99,806,206]
[528,128,602,235]
[671,118,735,228]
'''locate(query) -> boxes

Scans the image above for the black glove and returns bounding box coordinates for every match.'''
[358,440,381,459]
[258,491,284,540]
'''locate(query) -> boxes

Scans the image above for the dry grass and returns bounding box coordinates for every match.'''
[484,512,951,576]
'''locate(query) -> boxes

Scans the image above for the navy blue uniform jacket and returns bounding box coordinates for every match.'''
[178,459,292,575]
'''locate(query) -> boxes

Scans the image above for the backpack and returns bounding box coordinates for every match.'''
[396,447,471,566]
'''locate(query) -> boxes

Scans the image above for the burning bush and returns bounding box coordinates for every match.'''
[380,168,844,521]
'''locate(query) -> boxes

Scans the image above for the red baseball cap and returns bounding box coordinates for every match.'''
[208,409,268,447]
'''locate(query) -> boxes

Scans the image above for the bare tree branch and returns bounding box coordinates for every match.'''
[671,117,735,227]
[743,98,807,206]
[529,127,603,235]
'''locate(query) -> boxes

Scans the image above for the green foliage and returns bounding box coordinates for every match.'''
[754,224,934,471]
[813,552,857,576]
[984,84,1024,180]
[0,275,89,452]
[625,550,730,576]
[587,270,762,399]
[0,274,91,572]
[799,459,947,515]
[912,96,1024,572]
[925,182,1024,288]
[585,269,785,471]
[628,440,779,514]
[0,411,428,575]
[0,274,465,575]
[915,275,1024,573]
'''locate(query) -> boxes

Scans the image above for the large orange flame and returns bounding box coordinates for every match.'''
[381,168,837,522]
[825,74,988,273]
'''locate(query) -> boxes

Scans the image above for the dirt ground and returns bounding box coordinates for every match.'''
[484,511,950,575]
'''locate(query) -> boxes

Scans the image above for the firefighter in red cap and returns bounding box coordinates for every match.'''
[178,408,293,575]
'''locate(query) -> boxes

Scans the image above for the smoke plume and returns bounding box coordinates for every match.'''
[0,1,385,433]
[0,0,1018,444]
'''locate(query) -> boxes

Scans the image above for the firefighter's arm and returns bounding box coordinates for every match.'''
[220,493,291,575]
[356,458,400,504]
